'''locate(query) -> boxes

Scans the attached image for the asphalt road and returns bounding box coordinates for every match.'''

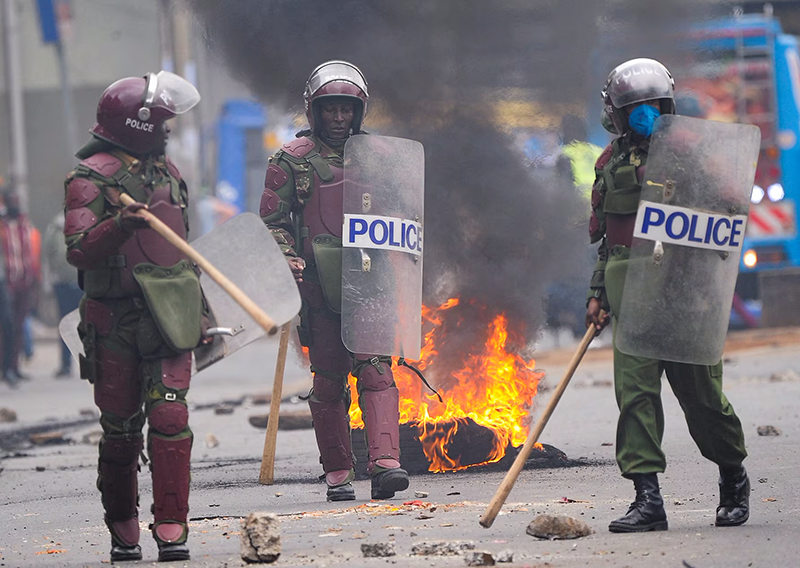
[1,329,799,567]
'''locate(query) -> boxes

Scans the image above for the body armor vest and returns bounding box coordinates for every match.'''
[80,152,189,297]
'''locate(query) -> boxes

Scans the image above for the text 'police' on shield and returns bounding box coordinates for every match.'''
[343,214,423,256]
[633,201,749,252]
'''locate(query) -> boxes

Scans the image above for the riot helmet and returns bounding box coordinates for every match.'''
[304,60,369,138]
[601,58,675,135]
[90,71,200,155]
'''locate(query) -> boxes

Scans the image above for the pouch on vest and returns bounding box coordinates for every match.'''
[311,234,343,314]
[132,260,202,352]
[604,164,641,215]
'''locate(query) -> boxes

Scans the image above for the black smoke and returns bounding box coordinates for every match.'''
[184,0,727,346]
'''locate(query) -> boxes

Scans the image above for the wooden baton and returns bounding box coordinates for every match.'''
[119,193,278,335]
[259,321,292,484]
[479,316,603,528]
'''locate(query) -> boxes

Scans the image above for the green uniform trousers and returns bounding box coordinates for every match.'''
[604,246,747,476]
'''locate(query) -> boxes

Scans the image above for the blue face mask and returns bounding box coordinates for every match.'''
[628,104,661,137]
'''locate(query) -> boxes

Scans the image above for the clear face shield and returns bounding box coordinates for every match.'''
[138,70,201,121]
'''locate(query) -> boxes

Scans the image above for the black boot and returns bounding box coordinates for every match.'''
[157,542,190,562]
[608,473,668,533]
[716,465,750,526]
[371,467,409,500]
[110,543,142,563]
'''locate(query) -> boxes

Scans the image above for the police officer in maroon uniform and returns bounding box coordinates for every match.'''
[63,71,203,562]
[260,61,410,502]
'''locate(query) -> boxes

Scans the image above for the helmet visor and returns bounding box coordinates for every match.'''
[307,61,367,98]
[146,70,201,115]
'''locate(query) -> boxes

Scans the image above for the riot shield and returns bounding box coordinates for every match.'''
[616,115,760,365]
[341,135,424,358]
[59,212,301,373]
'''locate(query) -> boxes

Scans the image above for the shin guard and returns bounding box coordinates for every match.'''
[308,396,354,473]
[356,359,401,474]
[98,435,143,547]
[149,434,192,544]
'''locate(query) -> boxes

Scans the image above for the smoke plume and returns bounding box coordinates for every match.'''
[184,0,727,347]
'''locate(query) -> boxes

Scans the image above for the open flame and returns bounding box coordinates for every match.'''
[349,298,543,472]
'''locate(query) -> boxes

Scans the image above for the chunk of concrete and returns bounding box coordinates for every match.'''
[241,512,281,563]
[526,514,592,540]
[361,542,396,557]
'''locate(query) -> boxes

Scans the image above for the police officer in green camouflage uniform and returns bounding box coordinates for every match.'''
[585,58,750,533]
[64,72,202,563]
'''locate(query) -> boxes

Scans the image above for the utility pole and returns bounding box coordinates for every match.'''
[167,2,202,195]
[2,0,29,211]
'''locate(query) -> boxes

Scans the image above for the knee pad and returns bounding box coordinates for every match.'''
[355,357,394,392]
[310,372,349,403]
[149,401,189,436]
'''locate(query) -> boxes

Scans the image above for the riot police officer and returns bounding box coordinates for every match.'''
[64,71,202,562]
[585,58,750,533]
[260,61,409,502]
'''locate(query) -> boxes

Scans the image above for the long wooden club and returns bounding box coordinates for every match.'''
[259,321,292,484]
[119,193,278,335]
[480,316,604,528]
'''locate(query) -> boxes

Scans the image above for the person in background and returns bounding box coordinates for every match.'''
[0,183,16,388]
[43,210,81,377]
[0,188,40,382]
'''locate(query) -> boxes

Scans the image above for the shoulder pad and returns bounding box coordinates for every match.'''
[165,156,182,180]
[281,137,316,159]
[65,177,101,209]
[64,208,98,236]
[595,144,614,169]
[80,152,124,178]
[265,163,289,191]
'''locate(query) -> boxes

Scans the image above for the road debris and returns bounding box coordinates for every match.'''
[415,491,429,498]
[251,394,271,405]
[249,410,313,431]
[0,408,18,422]
[214,405,235,415]
[497,550,514,563]
[411,541,476,556]
[81,431,103,445]
[526,514,593,540]
[29,432,67,446]
[361,542,396,557]
[205,433,219,448]
[757,425,781,436]
[465,551,495,566]
[240,512,281,563]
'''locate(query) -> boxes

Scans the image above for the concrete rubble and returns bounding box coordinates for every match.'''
[526,514,593,540]
[464,550,496,566]
[240,512,281,563]
[360,542,396,557]
[411,541,476,556]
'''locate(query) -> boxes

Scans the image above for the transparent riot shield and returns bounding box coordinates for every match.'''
[59,212,301,373]
[616,115,760,365]
[341,135,424,358]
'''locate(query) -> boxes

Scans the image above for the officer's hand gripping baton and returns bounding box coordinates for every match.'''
[119,193,278,335]
[480,314,605,528]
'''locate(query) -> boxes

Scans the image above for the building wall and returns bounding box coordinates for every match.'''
[0,0,161,230]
